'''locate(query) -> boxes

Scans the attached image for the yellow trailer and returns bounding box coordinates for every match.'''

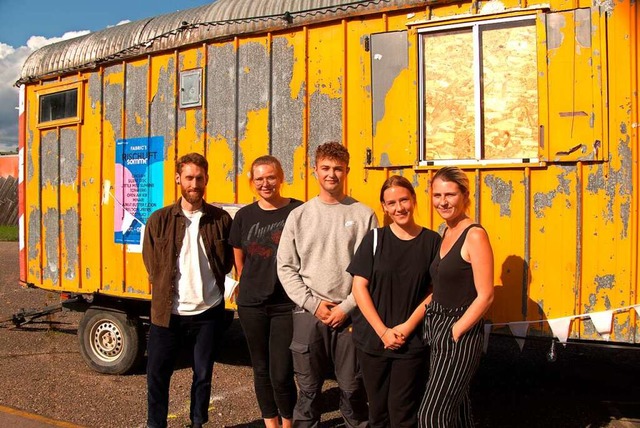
[17,0,639,373]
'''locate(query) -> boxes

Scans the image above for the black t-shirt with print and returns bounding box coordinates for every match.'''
[348,226,441,358]
[229,199,302,306]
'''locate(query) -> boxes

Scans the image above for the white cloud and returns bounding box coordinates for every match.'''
[0,44,29,152]
[0,31,89,152]
[0,43,15,60]
[25,30,90,50]
[108,20,131,28]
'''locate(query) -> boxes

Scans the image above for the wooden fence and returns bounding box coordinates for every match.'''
[0,176,17,226]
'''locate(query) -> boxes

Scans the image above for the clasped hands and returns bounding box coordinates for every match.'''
[380,324,408,350]
[314,300,348,329]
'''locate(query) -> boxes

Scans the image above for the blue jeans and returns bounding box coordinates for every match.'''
[146,303,224,428]
[238,303,297,419]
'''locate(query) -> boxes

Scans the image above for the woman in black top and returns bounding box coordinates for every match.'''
[418,166,494,428]
[348,175,441,428]
[229,156,302,428]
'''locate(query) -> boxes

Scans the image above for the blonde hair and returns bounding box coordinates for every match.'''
[432,166,471,211]
[249,155,284,182]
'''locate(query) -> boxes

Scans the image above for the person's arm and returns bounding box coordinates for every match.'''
[221,211,234,275]
[352,275,405,349]
[336,211,380,315]
[452,227,494,342]
[142,214,156,283]
[233,248,245,277]
[277,216,321,315]
[393,293,431,339]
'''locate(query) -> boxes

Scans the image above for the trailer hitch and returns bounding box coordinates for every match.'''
[2,296,82,327]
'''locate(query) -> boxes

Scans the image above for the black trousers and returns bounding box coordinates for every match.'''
[418,301,484,428]
[238,303,297,419]
[146,303,224,428]
[357,349,428,428]
[289,309,368,428]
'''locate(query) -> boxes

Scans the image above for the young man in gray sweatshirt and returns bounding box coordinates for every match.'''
[277,142,377,428]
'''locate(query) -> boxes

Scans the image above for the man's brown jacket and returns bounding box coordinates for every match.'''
[142,199,233,327]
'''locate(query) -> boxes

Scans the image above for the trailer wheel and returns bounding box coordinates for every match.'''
[78,308,144,375]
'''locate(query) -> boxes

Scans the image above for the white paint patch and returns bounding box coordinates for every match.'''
[594,0,615,15]
[18,85,25,115]
[102,180,111,204]
[18,147,24,184]
[19,215,24,251]
[480,0,506,14]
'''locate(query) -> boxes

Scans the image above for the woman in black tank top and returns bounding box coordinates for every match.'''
[418,166,495,428]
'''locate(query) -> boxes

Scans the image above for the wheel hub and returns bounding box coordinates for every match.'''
[91,320,123,362]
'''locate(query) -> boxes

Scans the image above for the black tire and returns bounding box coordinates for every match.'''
[78,308,145,375]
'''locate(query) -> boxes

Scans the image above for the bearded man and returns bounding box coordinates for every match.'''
[142,152,233,428]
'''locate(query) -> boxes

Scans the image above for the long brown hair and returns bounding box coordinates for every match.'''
[379,175,416,203]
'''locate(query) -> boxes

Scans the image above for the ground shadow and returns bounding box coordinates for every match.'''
[217,317,252,366]
[3,320,77,335]
[473,334,640,427]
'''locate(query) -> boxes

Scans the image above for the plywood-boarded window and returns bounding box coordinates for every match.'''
[419,16,538,164]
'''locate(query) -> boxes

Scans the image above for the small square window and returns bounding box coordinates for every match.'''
[180,69,203,109]
[39,88,78,124]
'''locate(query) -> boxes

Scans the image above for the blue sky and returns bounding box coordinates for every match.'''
[0,0,214,151]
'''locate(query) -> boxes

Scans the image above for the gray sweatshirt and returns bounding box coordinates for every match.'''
[277,196,378,315]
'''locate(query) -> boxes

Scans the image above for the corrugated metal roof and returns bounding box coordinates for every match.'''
[18,0,430,84]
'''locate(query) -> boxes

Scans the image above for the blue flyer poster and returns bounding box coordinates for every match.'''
[114,136,164,245]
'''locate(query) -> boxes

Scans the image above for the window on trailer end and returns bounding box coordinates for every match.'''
[39,88,79,123]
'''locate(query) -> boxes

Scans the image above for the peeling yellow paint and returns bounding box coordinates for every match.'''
[238,108,270,200]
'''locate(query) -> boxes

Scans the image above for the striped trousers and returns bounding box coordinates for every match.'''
[418,301,484,428]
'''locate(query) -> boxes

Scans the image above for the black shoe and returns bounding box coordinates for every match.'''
[191,423,203,428]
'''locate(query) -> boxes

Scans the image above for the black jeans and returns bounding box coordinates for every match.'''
[238,303,297,419]
[146,303,224,428]
[358,349,428,428]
